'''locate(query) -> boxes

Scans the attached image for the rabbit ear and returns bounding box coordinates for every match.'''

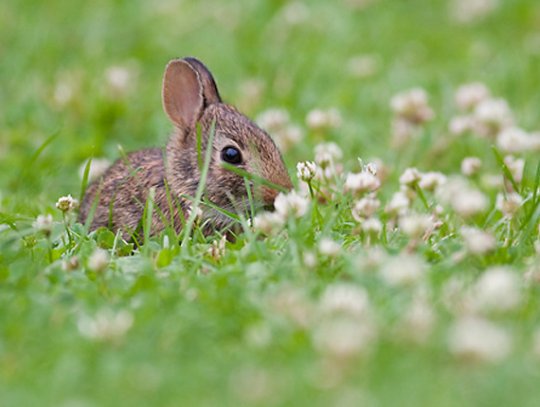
[183,57,222,105]
[162,59,204,130]
[162,58,221,130]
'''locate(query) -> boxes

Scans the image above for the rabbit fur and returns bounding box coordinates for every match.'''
[78,57,292,239]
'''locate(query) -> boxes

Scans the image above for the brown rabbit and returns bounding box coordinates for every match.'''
[78,57,292,239]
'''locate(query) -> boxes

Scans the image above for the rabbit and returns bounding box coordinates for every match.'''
[78,57,292,240]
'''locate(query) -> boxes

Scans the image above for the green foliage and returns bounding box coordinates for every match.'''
[2,0,540,406]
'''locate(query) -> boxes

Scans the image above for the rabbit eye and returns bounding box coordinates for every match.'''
[221,146,242,165]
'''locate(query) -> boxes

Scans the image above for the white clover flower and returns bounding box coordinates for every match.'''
[455,82,491,111]
[448,316,511,363]
[503,155,525,183]
[482,174,505,189]
[402,184,417,200]
[352,196,380,221]
[105,65,134,96]
[62,256,80,272]
[461,157,482,176]
[449,115,474,136]
[361,217,382,235]
[33,214,54,234]
[237,78,265,110]
[497,127,530,153]
[306,108,342,131]
[268,286,312,328]
[452,189,489,218]
[208,235,227,261]
[318,238,341,257]
[347,54,379,79]
[314,283,377,360]
[398,213,434,239]
[441,277,470,315]
[390,88,434,124]
[320,283,370,318]
[473,98,513,138]
[53,81,74,107]
[78,309,134,342]
[461,226,496,254]
[303,251,318,268]
[282,1,309,25]
[344,171,380,195]
[470,267,522,313]
[399,167,422,187]
[312,316,376,359]
[525,261,540,285]
[273,124,304,151]
[379,253,426,286]
[434,204,444,216]
[252,211,285,235]
[391,117,418,148]
[451,0,499,24]
[87,249,110,272]
[51,71,82,108]
[354,247,386,271]
[229,367,274,405]
[274,191,309,219]
[256,108,290,133]
[418,171,447,192]
[385,190,411,216]
[79,158,112,182]
[529,131,540,152]
[399,297,436,344]
[496,192,523,218]
[314,163,342,183]
[55,194,79,213]
[314,142,343,168]
[437,177,488,218]
[296,161,318,182]
[497,127,540,154]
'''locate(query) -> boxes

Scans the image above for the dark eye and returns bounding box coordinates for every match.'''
[221,146,242,165]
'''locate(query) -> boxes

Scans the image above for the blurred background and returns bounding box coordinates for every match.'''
[1,0,539,211]
[3,2,540,406]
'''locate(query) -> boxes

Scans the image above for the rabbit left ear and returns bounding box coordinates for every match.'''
[162,59,205,130]
[162,58,222,131]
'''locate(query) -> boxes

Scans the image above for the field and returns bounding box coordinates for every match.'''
[2,0,540,405]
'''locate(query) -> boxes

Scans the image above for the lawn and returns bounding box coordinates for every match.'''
[2,0,540,406]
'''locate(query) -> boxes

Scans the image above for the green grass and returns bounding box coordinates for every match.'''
[2,0,540,406]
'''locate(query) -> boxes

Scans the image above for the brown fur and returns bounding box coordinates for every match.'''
[78,57,292,239]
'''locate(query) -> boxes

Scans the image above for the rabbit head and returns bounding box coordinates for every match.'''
[162,57,292,230]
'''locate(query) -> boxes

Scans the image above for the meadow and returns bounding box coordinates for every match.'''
[2,0,540,405]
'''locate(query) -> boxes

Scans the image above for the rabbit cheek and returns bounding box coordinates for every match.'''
[207,170,246,207]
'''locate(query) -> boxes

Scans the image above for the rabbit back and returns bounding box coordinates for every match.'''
[78,148,185,238]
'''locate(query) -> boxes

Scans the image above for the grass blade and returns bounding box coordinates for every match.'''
[492,145,519,193]
[180,122,216,250]
[79,158,92,202]
[220,162,289,193]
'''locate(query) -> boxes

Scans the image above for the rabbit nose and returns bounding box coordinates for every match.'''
[269,174,293,194]
[261,186,279,206]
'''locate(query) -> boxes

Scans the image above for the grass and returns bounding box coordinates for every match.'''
[2,0,540,406]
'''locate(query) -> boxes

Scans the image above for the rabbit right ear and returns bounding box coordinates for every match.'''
[162,58,223,131]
